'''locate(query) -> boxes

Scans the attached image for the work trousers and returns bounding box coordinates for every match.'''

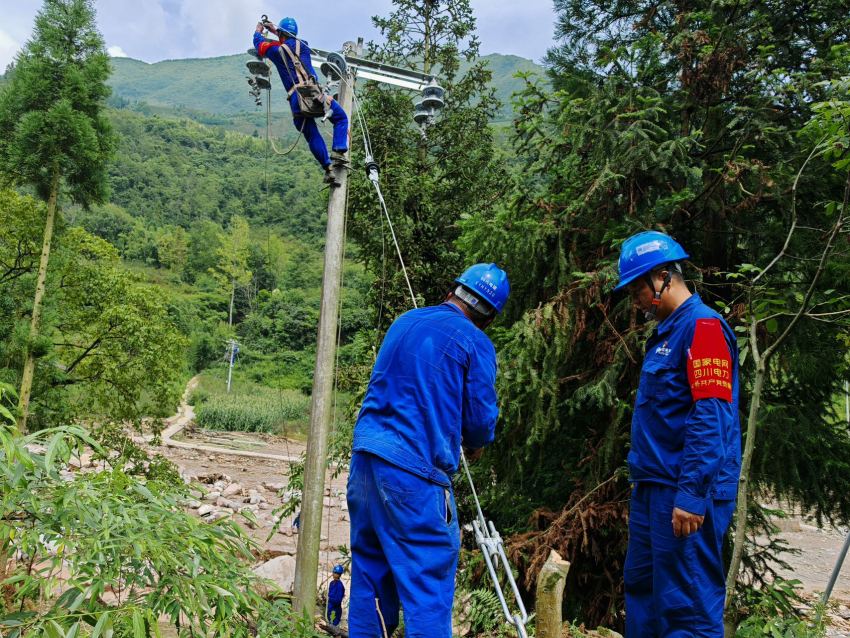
[327,602,343,626]
[347,452,460,638]
[290,93,349,169]
[624,483,735,637]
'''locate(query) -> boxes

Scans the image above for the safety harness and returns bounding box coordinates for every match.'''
[277,38,328,118]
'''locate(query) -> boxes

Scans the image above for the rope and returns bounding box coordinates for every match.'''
[353,91,529,637]
[375,598,390,638]
[368,178,417,308]
[266,85,304,156]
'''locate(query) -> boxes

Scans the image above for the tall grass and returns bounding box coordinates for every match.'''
[195,389,310,434]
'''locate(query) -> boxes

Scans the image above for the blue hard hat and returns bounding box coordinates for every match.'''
[333,565,344,575]
[278,17,298,36]
[614,231,689,291]
[455,263,510,314]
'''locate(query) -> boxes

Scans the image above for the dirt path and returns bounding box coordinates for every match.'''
[143,378,351,579]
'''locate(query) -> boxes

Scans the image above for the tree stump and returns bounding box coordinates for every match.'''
[535,549,571,638]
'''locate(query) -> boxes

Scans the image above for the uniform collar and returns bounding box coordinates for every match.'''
[655,293,701,337]
[441,301,466,317]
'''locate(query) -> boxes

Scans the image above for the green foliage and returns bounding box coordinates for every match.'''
[734,580,825,638]
[348,0,506,322]
[0,190,44,286]
[0,0,114,204]
[458,0,850,627]
[105,108,325,233]
[195,390,310,434]
[0,424,321,637]
[0,189,186,427]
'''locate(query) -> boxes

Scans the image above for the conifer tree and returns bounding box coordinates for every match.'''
[0,0,114,432]
[461,0,850,627]
[348,0,505,319]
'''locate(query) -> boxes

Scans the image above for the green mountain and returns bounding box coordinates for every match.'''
[108,52,545,122]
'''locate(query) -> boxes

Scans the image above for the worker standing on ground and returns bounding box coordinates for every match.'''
[253,17,349,185]
[615,231,741,637]
[326,564,346,626]
[346,264,510,638]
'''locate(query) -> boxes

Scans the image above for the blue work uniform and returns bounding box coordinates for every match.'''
[624,294,741,637]
[347,303,498,638]
[253,32,349,169]
[327,579,345,626]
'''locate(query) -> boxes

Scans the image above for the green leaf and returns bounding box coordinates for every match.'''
[210,584,235,598]
[0,404,14,424]
[765,318,778,334]
[132,483,155,502]
[46,620,65,638]
[91,612,111,638]
[132,609,145,638]
[45,432,64,473]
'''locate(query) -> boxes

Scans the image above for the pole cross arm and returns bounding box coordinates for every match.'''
[311,47,435,91]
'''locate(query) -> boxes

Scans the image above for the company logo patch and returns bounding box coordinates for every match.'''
[655,341,672,357]
[635,240,663,256]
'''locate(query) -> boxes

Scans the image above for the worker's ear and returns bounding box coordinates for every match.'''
[476,314,496,330]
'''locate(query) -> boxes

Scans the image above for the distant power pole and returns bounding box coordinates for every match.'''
[226,339,238,393]
[291,39,440,617]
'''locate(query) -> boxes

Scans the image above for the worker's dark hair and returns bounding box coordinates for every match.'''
[453,285,496,319]
[651,261,684,282]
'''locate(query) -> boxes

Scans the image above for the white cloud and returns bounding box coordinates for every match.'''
[107,45,128,58]
[0,27,21,72]
[0,1,556,70]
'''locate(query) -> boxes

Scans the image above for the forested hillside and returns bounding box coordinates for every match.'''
[108,52,542,123]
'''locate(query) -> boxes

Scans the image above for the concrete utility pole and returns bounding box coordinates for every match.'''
[289,39,441,617]
[292,39,359,617]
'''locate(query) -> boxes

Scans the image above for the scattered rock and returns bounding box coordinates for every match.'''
[196,472,228,484]
[253,555,297,593]
[222,482,243,497]
[197,504,215,516]
[263,481,286,492]
[203,491,221,502]
[188,500,202,509]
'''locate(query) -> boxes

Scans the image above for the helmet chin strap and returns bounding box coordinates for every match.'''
[643,270,674,321]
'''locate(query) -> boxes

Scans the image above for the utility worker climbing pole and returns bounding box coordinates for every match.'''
[326,564,346,627]
[614,231,741,637]
[253,16,349,185]
[346,264,510,638]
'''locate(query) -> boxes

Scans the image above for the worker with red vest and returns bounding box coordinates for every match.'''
[253,17,349,185]
[615,231,741,637]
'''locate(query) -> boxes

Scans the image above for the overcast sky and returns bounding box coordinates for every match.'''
[1,1,556,71]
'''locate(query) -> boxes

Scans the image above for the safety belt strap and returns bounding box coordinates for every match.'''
[279,41,311,93]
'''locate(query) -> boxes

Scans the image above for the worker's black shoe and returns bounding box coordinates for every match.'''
[330,150,349,167]
[323,167,340,187]
[255,76,271,90]
[247,48,261,59]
